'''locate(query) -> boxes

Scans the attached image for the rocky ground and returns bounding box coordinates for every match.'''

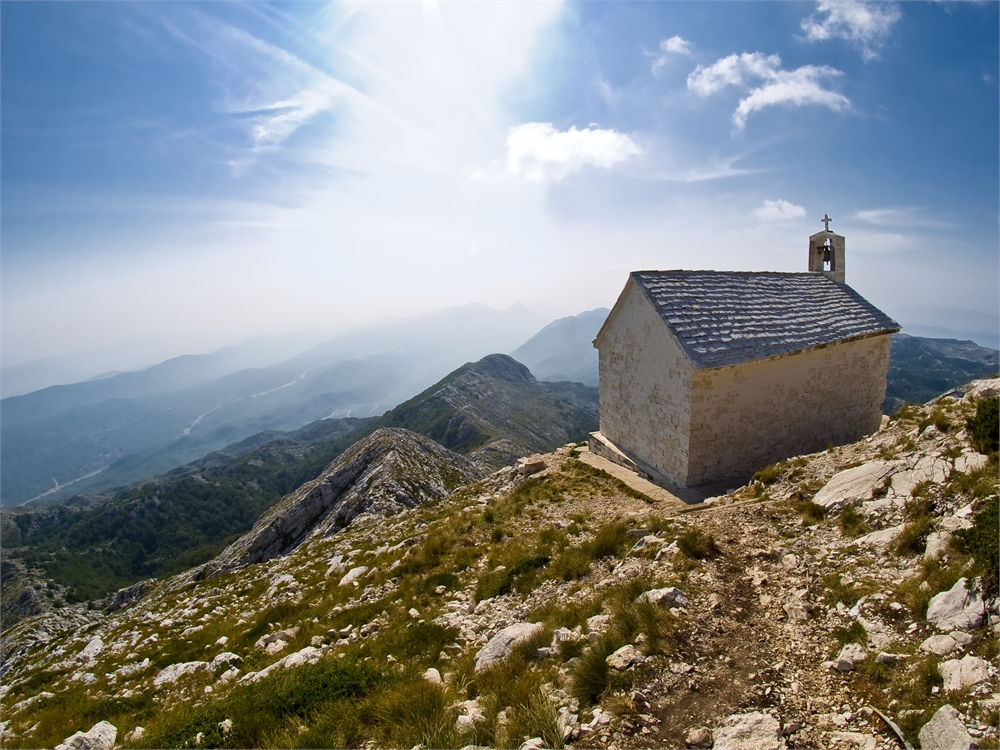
[1,381,997,750]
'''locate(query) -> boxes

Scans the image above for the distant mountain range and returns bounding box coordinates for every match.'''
[4,302,996,508]
[0,354,598,623]
[511,308,609,385]
[1,304,545,507]
[884,333,999,413]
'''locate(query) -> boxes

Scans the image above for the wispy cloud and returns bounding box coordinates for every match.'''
[854,207,957,228]
[755,199,806,221]
[801,0,901,62]
[505,123,642,182]
[164,11,359,173]
[688,52,850,129]
[652,36,694,72]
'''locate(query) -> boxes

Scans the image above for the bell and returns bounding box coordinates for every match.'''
[822,245,832,263]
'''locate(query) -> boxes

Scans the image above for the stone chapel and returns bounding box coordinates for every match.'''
[590,220,899,487]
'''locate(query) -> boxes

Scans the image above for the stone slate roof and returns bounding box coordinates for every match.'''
[631,271,899,369]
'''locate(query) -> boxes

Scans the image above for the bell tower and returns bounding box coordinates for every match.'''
[808,213,845,283]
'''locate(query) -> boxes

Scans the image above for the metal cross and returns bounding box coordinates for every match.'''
[821,213,832,231]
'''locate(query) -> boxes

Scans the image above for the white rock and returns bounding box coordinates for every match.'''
[953,453,988,475]
[79,636,104,662]
[218,667,240,682]
[153,661,210,687]
[338,566,368,586]
[455,714,476,733]
[242,646,322,683]
[875,652,899,665]
[926,578,986,632]
[686,726,713,749]
[586,614,610,633]
[949,630,973,646]
[423,667,442,684]
[265,640,288,655]
[214,636,229,647]
[219,719,233,735]
[638,587,688,608]
[812,462,895,511]
[254,628,298,650]
[918,704,975,750]
[939,655,989,692]
[54,721,117,750]
[854,524,904,549]
[920,635,958,656]
[713,712,785,750]
[474,622,543,672]
[210,652,242,669]
[833,643,867,671]
[924,531,952,560]
[605,644,643,671]
[126,727,145,742]
[408,608,421,618]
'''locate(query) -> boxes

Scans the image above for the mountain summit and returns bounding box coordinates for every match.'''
[376,353,598,470]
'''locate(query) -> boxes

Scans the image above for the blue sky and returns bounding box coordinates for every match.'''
[3,1,998,378]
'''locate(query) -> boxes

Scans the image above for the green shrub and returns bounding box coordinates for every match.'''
[591,522,630,560]
[676,527,720,559]
[792,500,827,525]
[967,397,999,455]
[549,545,593,581]
[894,517,934,556]
[374,679,453,749]
[752,463,782,485]
[831,620,867,648]
[837,506,868,538]
[953,494,999,597]
[476,555,550,600]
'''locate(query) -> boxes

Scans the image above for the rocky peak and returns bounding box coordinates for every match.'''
[196,428,480,580]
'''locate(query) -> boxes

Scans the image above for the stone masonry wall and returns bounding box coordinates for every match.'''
[596,281,694,484]
[685,334,891,485]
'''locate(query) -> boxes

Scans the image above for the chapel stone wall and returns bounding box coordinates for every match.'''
[685,334,891,485]
[597,281,694,484]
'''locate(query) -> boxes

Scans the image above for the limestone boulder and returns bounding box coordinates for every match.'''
[153,661,210,687]
[638,587,688,609]
[926,578,985,632]
[939,655,989,692]
[78,636,104,662]
[832,643,867,671]
[606,644,644,671]
[339,566,368,587]
[918,704,974,750]
[685,726,713,749]
[713,712,785,750]
[474,622,543,672]
[924,531,952,560]
[54,721,117,750]
[812,462,894,511]
[919,635,958,656]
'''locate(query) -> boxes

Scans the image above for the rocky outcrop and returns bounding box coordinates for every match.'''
[54,721,116,750]
[474,622,544,672]
[197,428,480,578]
[106,579,156,614]
[713,712,784,750]
[918,704,975,750]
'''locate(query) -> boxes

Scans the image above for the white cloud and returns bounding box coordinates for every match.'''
[687,52,850,129]
[652,36,694,72]
[505,123,642,181]
[854,207,956,228]
[755,199,807,221]
[165,12,358,173]
[801,0,901,62]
